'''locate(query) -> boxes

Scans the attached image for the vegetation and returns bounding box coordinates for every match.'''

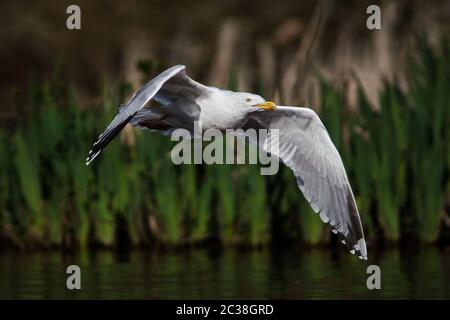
[0,38,448,250]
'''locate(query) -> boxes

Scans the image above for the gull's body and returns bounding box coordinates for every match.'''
[86,65,368,260]
[198,89,250,129]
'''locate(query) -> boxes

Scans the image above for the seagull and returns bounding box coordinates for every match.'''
[86,65,367,260]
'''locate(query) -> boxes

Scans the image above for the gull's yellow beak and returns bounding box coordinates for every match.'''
[255,101,277,111]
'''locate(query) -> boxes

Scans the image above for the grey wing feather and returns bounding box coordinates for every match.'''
[86,65,187,165]
[248,106,367,259]
[154,69,210,105]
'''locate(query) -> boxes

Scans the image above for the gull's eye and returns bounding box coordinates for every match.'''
[246,98,251,102]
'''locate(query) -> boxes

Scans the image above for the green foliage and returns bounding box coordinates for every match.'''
[13,134,42,229]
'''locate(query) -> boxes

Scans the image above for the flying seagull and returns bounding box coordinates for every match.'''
[86,65,367,260]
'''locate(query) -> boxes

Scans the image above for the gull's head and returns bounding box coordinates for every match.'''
[234,93,277,112]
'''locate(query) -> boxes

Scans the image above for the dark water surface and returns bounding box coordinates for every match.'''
[0,246,449,299]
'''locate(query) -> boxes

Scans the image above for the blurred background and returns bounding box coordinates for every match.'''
[0,0,449,299]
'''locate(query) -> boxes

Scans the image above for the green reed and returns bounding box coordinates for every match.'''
[407,37,449,242]
[0,37,448,250]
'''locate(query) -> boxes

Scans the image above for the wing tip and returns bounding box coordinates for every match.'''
[332,226,368,260]
[348,237,368,260]
[354,238,368,260]
[85,149,101,166]
[315,208,368,260]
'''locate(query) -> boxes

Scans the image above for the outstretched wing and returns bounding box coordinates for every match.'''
[86,65,208,165]
[154,68,210,105]
[247,106,367,259]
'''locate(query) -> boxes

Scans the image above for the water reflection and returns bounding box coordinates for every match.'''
[0,246,448,299]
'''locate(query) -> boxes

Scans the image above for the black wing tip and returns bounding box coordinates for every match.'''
[335,231,368,260]
[85,113,135,166]
[316,207,368,260]
[316,203,368,260]
[85,148,101,166]
[353,238,368,260]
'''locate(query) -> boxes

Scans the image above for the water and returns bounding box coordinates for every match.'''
[0,246,449,299]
